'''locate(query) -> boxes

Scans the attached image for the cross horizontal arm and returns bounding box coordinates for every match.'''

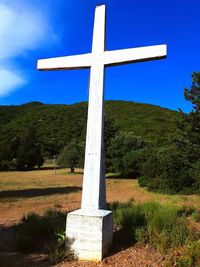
[37,53,92,71]
[103,45,167,66]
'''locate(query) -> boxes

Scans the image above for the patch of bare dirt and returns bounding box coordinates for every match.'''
[0,246,164,267]
[57,246,164,267]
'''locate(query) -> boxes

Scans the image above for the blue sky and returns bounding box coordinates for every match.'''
[0,0,199,112]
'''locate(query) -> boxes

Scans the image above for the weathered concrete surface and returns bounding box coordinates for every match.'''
[66,209,113,261]
[81,5,106,211]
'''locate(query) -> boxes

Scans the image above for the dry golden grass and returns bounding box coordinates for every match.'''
[0,168,200,226]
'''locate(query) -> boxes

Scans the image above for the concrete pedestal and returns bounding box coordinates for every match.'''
[66,209,113,261]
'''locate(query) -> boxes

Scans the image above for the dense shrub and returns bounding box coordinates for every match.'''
[139,146,195,194]
[138,176,148,187]
[109,201,199,255]
[16,210,75,263]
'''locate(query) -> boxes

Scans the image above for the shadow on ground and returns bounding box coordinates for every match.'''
[107,229,135,257]
[0,225,42,267]
[0,221,134,267]
[0,186,82,199]
[0,210,67,267]
[106,173,137,179]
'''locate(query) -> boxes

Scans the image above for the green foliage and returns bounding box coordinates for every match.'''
[105,101,178,145]
[16,210,65,252]
[109,201,199,255]
[0,100,178,160]
[113,202,145,231]
[139,145,195,194]
[109,132,147,177]
[192,211,200,222]
[16,209,75,263]
[141,144,161,179]
[177,205,196,217]
[0,160,13,171]
[0,142,13,161]
[138,176,148,187]
[189,160,200,192]
[148,205,177,233]
[174,72,200,190]
[137,72,200,195]
[135,227,149,243]
[167,241,200,267]
[157,146,193,193]
[57,141,82,172]
[104,116,119,171]
[184,72,200,111]
[16,126,44,170]
[0,140,18,170]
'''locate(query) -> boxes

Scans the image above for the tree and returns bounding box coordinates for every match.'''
[57,141,81,173]
[56,117,118,173]
[104,116,119,171]
[10,136,20,159]
[0,137,21,171]
[184,72,200,111]
[139,72,200,194]
[175,72,200,163]
[16,126,44,170]
[109,132,147,177]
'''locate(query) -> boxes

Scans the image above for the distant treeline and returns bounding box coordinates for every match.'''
[0,100,178,159]
[2,71,200,196]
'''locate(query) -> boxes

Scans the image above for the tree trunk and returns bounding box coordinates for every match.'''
[71,167,75,173]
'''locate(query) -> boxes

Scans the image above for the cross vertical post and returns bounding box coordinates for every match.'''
[37,4,167,261]
[81,5,106,210]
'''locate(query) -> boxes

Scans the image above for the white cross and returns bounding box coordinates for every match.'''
[37,5,167,212]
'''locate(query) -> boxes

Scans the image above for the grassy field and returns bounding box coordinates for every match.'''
[0,168,200,226]
[1,169,200,267]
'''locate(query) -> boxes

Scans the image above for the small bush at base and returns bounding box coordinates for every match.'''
[16,210,75,263]
[16,210,66,252]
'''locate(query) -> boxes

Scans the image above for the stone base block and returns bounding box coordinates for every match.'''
[65,209,113,261]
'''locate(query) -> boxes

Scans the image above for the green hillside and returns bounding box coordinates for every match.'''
[0,100,178,156]
[105,101,178,142]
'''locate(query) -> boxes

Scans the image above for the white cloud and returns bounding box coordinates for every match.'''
[0,1,57,97]
[0,2,56,60]
[0,69,26,96]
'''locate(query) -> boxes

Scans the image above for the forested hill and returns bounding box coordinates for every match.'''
[0,100,178,156]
